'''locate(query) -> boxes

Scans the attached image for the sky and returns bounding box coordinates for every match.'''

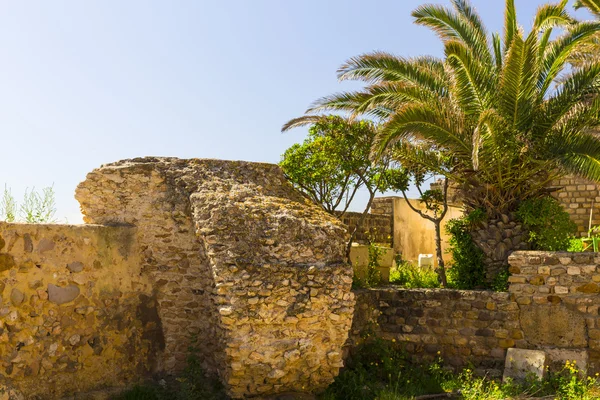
[0,0,593,223]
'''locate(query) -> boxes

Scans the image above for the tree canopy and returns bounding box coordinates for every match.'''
[300,0,600,217]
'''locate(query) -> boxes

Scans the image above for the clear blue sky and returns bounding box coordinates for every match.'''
[0,1,592,223]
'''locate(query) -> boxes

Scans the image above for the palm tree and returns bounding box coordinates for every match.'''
[291,0,600,281]
[571,1,600,66]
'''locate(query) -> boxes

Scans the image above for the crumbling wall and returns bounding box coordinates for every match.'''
[76,157,356,398]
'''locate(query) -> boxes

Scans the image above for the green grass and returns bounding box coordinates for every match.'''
[389,261,440,289]
[321,339,600,400]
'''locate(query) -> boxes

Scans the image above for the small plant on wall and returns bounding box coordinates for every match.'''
[0,185,57,223]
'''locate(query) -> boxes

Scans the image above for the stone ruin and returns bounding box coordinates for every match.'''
[0,157,356,399]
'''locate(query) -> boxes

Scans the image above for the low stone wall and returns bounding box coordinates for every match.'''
[350,251,600,376]
[339,211,392,246]
[0,222,159,398]
[351,288,520,375]
[508,251,600,372]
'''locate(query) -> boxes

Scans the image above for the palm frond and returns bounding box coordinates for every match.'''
[497,32,540,130]
[504,0,518,54]
[539,21,600,95]
[575,0,600,18]
[412,2,492,65]
[445,40,494,114]
[337,53,448,94]
[533,0,572,32]
[374,103,469,158]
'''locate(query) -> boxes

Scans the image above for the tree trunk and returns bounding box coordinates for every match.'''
[470,213,529,284]
[434,220,448,287]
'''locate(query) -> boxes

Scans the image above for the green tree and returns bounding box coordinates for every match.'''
[281,115,400,252]
[295,0,600,280]
[389,144,452,286]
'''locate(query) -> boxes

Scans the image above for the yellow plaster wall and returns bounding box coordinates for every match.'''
[391,198,463,267]
[0,222,159,398]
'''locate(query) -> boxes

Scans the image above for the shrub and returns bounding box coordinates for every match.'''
[516,197,576,251]
[445,210,486,290]
[389,260,439,288]
[353,243,383,289]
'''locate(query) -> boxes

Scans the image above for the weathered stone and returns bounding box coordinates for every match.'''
[504,348,546,381]
[0,253,15,272]
[36,239,54,253]
[577,283,600,294]
[47,284,80,305]
[520,305,587,348]
[66,261,84,273]
[22,234,32,253]
[10,288,24,306]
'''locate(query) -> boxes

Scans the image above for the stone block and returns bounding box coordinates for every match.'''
[545,349,588,375]
[520,305,587,348]
[504,348,546,381]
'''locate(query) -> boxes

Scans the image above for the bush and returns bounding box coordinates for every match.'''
[323,339,600,400]
[445,210,486,290]
[516,197,576,251]
[389,260,439,288]
[353,243,383,289]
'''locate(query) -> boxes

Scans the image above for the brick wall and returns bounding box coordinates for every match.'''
[339,211,393,246]
[350,251,600,376]
[551,176,600,235]
[350,288,519,376]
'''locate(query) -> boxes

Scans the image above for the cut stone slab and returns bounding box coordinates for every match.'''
[545,349,588,376]
[504,348,547,382]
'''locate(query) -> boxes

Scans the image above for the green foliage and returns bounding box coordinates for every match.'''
[353,243,383,289]
[569,237,586,252]
[389,260,439,288]
[322,339,600,400]
[280,115,402,215]
[0,185,57,224]
[516,197,576,251]
[0,186,16,223]
[445,210,486,290]
[300,0,600,218]
[490,269,509,292]
[321,339,450,400]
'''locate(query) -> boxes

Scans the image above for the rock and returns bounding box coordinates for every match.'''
[503,348,546,381]
[22,234,32,253]
[66,262,84,273]
[37,239,55,253]
[48,284,80,305]
[0,254,15,272]
[9,289,24,306]
[520,305,587,347]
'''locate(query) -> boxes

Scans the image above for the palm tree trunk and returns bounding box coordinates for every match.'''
[470,213,529,284]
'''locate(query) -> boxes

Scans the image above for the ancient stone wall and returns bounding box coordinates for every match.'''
[552,176,600,235]
[351,251,600,376]
[75,157,356,399]
[508,251,600,372]
[350,288,519,376]
[338,211,392,246]
[0,222,160,398]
